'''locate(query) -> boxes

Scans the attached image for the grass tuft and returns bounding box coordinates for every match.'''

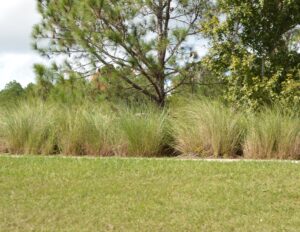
[172,100,245,157]
[0,103,57,154]
[244,108,300,159]
[119,107,168,156]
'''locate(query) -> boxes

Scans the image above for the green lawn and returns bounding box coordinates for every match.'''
[0,156,300,231]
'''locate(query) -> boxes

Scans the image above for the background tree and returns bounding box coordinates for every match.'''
[33,0,210,106]
[201,0,300,109]
[31,64,95,104]
[0,81,25,107]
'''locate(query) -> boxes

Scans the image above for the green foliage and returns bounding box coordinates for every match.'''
[90,66,151,104]
[223,65,300,110]
[33,0,210,105]
[201,0,300,109]
[0,81,24,107]
[27,0,300,108]
[169,62,226,100]
[18,63,152,106]
[217,0,300,56]
[280,72,300,107]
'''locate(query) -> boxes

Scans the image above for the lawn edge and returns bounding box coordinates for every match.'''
[0,154,299,164]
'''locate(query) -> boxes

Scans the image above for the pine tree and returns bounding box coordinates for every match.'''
[33,0,209,106]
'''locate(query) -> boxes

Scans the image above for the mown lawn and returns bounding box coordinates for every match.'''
[0,156,300,232]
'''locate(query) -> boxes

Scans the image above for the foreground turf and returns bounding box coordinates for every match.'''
[0,156,299,232]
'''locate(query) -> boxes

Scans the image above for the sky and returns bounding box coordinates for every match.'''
[0,0,46,90]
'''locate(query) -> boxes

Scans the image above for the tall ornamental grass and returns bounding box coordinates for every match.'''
[244,109,300,159]
[0,100,299,159]
[0,103,57,154]
[172,100,245,157]
[0,102,168,157]
[55,107,123,156]
[119,107,168,156]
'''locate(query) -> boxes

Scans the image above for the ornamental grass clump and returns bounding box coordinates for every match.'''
[172,100,245,157]
[244,109,300,159]
[55,106,124,156]
[118,106,168,157]
[0,103,57,154]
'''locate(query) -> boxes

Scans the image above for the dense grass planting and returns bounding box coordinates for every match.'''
[0,103,168,157]
[172,100,245,158]
[1,156,300,231]
[0,100,299,159]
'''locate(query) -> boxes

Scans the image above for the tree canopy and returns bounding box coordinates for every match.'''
[201,0,300,108]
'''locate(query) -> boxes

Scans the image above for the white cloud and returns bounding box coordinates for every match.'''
[0,0,43,89]
[0,53,47,89]
[0,0,40,53]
